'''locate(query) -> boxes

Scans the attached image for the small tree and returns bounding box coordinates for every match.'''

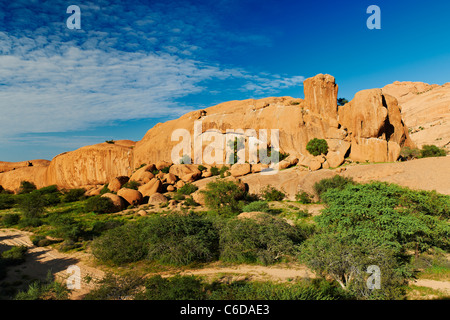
[306,138,328,156]
[201,179,246,216]
[18,181,37,194]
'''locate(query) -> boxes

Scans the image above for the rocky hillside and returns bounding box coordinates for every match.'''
[0,74,433,193]
[383,81,450,151]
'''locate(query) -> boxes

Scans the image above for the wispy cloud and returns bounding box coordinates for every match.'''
[0,0,304,149]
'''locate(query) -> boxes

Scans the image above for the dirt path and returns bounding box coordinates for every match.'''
[0,228,105,299]
[411,279,450,294]
[1,228,449,300]
[162,263,316,282]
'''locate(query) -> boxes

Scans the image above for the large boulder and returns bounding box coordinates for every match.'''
[338,89,415,162]
[108,176,130,193]
[117,188,143,206]
[130,164,155,183]
[230,163,251,177]
[169,164,201,180]
[149,192,167,205]
[101,193,125,212]
[138,178,163,197]
[46,140,135,189]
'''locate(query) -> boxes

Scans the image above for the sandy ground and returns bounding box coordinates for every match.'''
[1,220,449,300]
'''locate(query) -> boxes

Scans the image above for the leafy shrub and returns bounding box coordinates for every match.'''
[145,214,219,266]
[172,193,185,201]
[177,183,198,195]
[62,188,86,203]
[48,215,85,242]
[15,272,69,300]
[242,201,270,213]
[1,213,20,227]
[299,233,409,299]
[30,235,53,247]
[295,191,313,204]
[122,180,140,190]
[210,166,220,176]
[318,182,450,255]
[184,196,199,207]
[201,179,246,216]
[85,196,115,214]
[399,146,421,161]
[219,216,303,265]
[18,181,37,194]
[160,166,171,174]
[2,246,27,265]
[37,185,59,195]
[99,184,111,195]
[260,185,285,201]
[313,175,354,199]
[91,222,149,265]
[306,138,329,156]
[197,165,207,172]
[18,191,45,219]
[0,193,16,210]
[420,145,446,158]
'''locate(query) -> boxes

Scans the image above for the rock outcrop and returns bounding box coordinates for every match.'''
[46,140,135,189]
[382,81,450,151]
[0,74,419,192]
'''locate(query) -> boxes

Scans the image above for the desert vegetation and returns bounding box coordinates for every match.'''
[0,174,449,301]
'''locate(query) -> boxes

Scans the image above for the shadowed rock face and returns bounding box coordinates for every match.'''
[0,74,416,191]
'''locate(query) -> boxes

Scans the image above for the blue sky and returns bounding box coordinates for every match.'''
[1,0,450,161]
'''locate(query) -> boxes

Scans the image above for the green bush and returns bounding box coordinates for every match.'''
[210,166,220,176]
[144,214,219,266]
[15,272,69,300]
[18,181,37,194]
[219,216,303,265]
[122,180,140,190]
[399,146,421,161]
[295,191,313,204]
[197,165,207,172]
[420,144,446,158]
[37,185,59,195]
[85,196,115,214]
[18,191,45,219]
[160,166,171,174]
[260,185,285,201]
[0,193,16,210]
[2,246,27,265]
[201,179,246,216]
[99,184,111,195]
[62,188,86,203]
[184,196,199,207]
[177,183,198,195]
[306,138,329,156]
[91,222,149,265]
[242,201,270,213]
[1,213,20,227]
[313,175,354,199]
[172,193,185,201]
[91,214,219,266]
[48,215,85,242]
[299,233,409,300]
